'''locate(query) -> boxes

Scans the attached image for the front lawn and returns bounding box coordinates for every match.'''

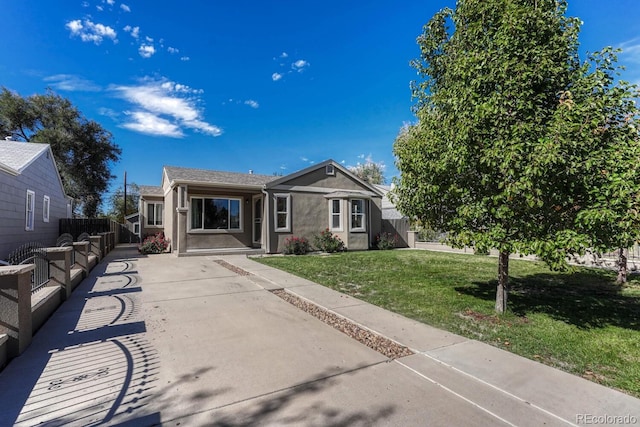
[256,250,640,397]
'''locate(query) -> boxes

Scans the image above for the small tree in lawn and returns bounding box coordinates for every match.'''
[395,0,640,313]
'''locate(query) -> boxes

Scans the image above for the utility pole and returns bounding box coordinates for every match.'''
[123,171,127,224]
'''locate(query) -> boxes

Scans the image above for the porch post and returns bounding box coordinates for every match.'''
[0,264,34,358]
[176,207,188,255]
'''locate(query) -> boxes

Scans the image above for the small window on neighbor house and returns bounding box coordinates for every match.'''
[25,190,35,231]
[326,164,335,176]
[43,195,50,223]
[275,194,291,232]
[330,199,342,231]
[134,222,140,235]
[350,199,366,232]
[67,203,72,218]
[146,202,163,226]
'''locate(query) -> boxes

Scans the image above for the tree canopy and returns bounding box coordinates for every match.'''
[0,88,121,217]
[104,183,140,224]
[349,157,386,184]
[393,0,640,312]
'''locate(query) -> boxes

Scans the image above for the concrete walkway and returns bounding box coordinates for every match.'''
[0,246,638,426]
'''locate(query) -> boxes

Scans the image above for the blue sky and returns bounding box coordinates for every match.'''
[2,1,640,201]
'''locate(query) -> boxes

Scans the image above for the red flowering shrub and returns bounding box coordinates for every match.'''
[139,232,170,254]
[283,236,310,255]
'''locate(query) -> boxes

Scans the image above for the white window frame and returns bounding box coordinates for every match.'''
[25,190,35,231]
[66,203,72,218]
[189,196,243,232]
[350,199,366,232]
[134,222,140,235]
[326,164,335,176]
[146,201,164,227]
[274,193,291,232]
[43,195,50,223]
[329,199,343,231]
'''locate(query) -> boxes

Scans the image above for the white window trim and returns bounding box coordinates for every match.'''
[189,196,243,233]
[145,201,164,227]
[329,199,343,232]
[326,164,335,176]
[274,193,291,232]
[43,195,50,223]
[25,190,35,231]
[349,199,366,232]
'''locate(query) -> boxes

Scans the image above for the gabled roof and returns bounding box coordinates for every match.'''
[163,165,274,189]
[139,185,164,196]
[266,159,384,197]
[0,140,68,198]
[0,140,50,174]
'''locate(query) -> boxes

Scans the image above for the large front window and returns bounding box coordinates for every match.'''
[191,197,241,230]
[350,199,365,231]
[146,202,163,226]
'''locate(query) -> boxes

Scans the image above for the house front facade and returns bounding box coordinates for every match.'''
[0,140,72,260]
[139,160,383,255]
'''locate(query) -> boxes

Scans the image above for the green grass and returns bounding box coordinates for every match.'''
[256,250,640,397]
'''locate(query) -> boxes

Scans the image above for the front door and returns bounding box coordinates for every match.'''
[252,195,262,246]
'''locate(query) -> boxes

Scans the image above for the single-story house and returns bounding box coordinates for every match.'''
[0,140,72,260]
[138,159,384,254]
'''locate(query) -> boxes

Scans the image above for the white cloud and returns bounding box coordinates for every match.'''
[66,19,117,44]
[123,111,183,137]
[167,46,179,54]
[244,100,259,109]
[280,52,288,58]
[96,5,104,11]
[123,25,140,39]
[145,36,154,42]
[180,56,190,61]
[43,74,101,92]
[292,59,309,72]
[98,107,119,119]
[272,72,283,81]
[112,77,222,138]
[81,1,89,7]
[620,38,640,64]
[106,0,115,5]
[120,3,131,12]
[138,44,156,58]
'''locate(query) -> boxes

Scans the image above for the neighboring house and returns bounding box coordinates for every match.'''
[0,140,72,260]
[138,159,384,254]
[124,212,140,235]
[374,184,409,247]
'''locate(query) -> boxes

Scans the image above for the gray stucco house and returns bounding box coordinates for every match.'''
[0,140,71,260]
[138,160,384,254]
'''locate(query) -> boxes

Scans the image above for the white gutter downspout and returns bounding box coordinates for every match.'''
[262,186,270,253]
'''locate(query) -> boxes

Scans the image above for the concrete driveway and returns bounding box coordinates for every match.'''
[0,246,638,426]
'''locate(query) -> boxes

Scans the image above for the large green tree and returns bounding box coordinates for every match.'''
[393,0,640,312]
[0,88,121,217]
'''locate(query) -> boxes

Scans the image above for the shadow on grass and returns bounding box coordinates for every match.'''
[457,270,640,330]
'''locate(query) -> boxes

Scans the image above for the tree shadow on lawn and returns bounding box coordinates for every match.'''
[457,270,640,330]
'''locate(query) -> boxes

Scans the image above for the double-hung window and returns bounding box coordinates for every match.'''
[274,194,290,232]
[25,190,35,231]
[146,202,163,226]
[191,197,241,230]
[329,199,342,231]
[43,195,50,223]
[350,199,366,231]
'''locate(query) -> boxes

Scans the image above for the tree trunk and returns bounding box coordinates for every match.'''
[495,251,509,313]
[616,247,627,284]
